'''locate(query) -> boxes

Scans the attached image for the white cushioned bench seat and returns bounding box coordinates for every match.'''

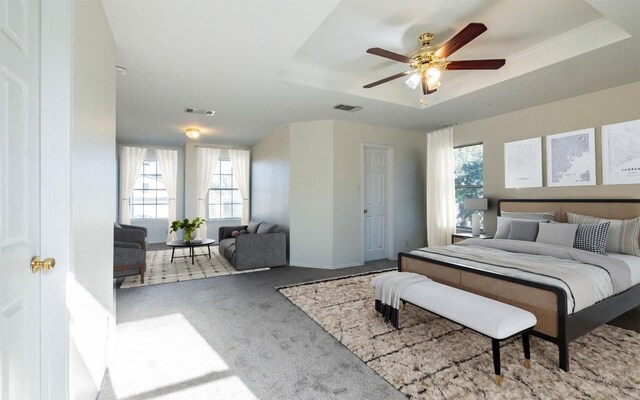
[372,272,537,385]
[401,280,537,339]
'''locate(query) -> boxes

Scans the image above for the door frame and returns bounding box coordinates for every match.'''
[360,143,395,264]
[39,0,73,398]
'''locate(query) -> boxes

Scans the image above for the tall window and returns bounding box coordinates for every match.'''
[208,159,243,219]
[129,160,169,219]
[454,144,483,230]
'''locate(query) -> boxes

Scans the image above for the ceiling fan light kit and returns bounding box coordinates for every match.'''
[364,23,505,98]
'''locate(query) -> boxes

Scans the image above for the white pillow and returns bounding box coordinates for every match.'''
[536,222,579,248]
[495,216,550,239]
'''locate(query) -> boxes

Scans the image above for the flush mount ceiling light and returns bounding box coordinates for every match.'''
[364,23,506,97]
[185,128,200,139]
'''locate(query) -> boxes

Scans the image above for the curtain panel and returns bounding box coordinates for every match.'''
[426,127,456,247]
[119,146,147,224]
[156,149,178,241]
[196,147,221,239]
[228,149,250,225]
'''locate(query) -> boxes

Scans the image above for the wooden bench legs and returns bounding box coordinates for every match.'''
[492,332,532,386]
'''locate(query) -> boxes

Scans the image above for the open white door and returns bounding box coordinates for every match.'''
[0,0,43,397]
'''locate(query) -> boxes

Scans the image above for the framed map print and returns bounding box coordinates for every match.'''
[602,119,640,185]
[546,128,596,187]
[504,137,542,188]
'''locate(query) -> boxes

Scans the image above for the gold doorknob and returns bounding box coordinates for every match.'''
[31,256,56,273]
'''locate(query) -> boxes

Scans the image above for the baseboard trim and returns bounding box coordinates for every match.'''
[290,261,363,270]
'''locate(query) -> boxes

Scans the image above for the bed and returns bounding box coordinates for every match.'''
[398,199,640,371]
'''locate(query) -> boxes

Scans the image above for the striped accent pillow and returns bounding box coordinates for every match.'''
[567,212,640,256]
[574,222,611,254]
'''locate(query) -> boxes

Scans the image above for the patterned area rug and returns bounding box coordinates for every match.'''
[120,247,268,289]
[279,272,640,400]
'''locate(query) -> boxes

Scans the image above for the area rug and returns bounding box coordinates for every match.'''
[279,272,640,400]
[120,247,268,289]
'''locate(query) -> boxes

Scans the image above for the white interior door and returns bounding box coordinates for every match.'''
[363,147,387,261]
[0,0,42,398]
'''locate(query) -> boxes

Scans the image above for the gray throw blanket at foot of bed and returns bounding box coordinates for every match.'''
[371,272,432,327]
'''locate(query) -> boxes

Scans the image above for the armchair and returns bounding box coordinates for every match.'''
[114,223,147,283]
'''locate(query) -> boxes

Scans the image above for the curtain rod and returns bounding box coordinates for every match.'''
[194,145,250,150]
[118,144,179,151]
[426,123,457,134]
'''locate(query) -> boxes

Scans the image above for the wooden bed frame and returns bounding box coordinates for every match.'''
[398,199,640,371]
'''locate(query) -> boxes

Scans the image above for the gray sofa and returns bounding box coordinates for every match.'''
[114,223,147,282]
[218,220,286,270]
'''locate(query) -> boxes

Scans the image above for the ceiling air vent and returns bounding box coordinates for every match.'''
[185,108,215,116]
[333,104,362,112]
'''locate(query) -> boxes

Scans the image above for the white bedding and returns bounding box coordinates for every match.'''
[409,242,636,314]
[608,253,640,285]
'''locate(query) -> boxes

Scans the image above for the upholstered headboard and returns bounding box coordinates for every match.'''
[497,199,640,222]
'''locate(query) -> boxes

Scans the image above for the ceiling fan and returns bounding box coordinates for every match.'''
[363,23,505,96]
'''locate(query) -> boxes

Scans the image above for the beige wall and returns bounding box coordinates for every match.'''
[251,124,290,237]
[289,121,334,267]
[333,121,426,266]
[252,119,426,268]
[454,81,640,234]
[70,1,116,398]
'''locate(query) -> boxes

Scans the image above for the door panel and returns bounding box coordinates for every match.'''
[0,0,41,397]
[364,147,387,261]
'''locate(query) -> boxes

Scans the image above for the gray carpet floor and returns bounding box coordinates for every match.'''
[100,252,639,400]
[100,259,405,400]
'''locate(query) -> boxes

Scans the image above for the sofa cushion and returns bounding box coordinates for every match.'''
[257,222,279,234]
[247,220,262,234]
[224,243,236,260]
[219,237,236,256]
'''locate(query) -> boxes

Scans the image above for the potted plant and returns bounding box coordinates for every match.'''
[170,217,205,244]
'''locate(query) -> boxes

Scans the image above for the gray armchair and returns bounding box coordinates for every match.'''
[218,221,286,270]
[114,223,147,282]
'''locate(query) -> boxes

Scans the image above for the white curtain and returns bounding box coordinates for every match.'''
[196,147,221,239]
[426,127,456,247]
[119,146,147,224]
[228,149,250,225]
[156,149,178,241]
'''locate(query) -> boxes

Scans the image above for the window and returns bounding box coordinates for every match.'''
[207,159,243,219]
[129,160,169,219]
[453,144,483,230]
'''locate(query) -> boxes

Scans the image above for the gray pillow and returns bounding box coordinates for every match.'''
[567,212,640,256]
[536,222,578,247]
[247,220,262,234]
[574,222,611,255]
[508,220,541,242]
[257,222,279,234]
[495,216,549,239]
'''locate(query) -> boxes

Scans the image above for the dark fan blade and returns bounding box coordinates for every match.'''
[366,47,414,64]
[421,76,437,95]
[363,71,411,89]
[435,23,487,59]
[446,59,505,70]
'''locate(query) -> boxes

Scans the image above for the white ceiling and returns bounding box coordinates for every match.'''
[102,0,640,146]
